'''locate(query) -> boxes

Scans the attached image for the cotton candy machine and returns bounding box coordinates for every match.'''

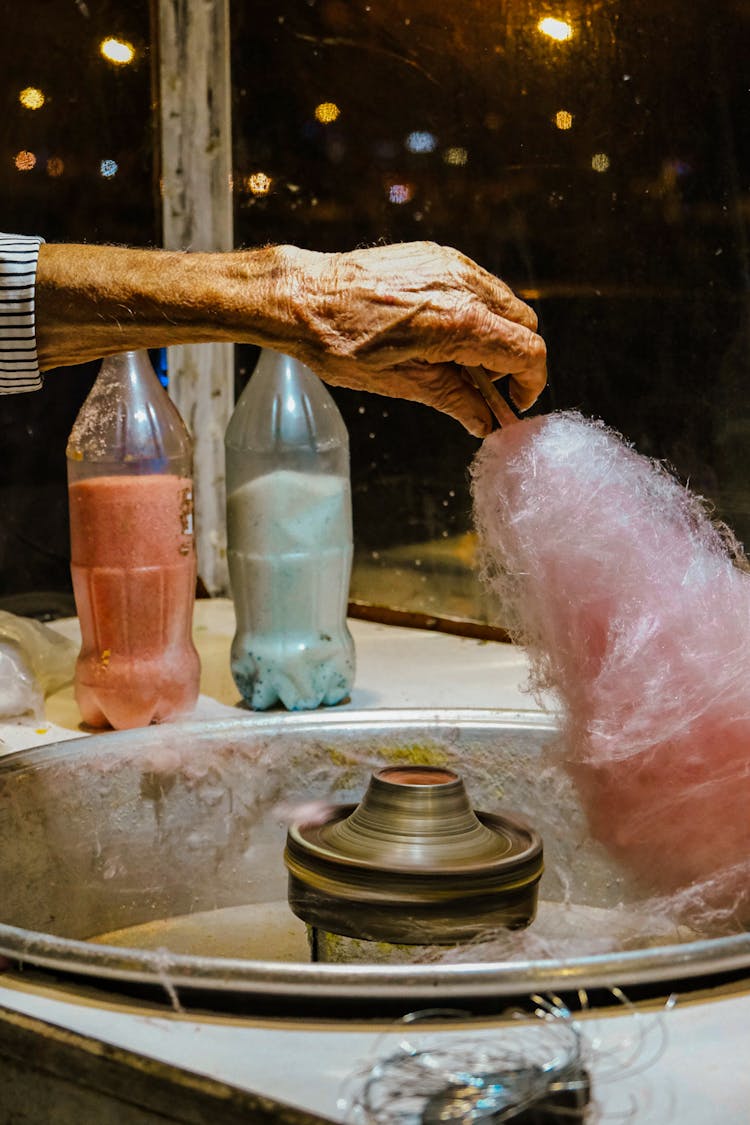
[1,709,749,1015]
[286,763,544,962]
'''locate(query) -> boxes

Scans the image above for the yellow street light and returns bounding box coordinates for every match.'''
[19,87,45,110]
[247,172,272,196]
[14,151,36,172]
[538,17,574,41]
[443,147,468,166]
[315,102,340,125]
[100,37,135,65]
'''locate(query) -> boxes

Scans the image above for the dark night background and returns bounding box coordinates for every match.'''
[1,0,749,615]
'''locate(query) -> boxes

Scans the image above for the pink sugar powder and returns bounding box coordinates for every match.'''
[471,411,750,918]
[69,474,199,729]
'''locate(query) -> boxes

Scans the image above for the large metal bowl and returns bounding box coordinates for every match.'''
[1,709,749,1013]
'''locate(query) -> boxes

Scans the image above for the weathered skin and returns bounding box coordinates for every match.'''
[35,240,546,436]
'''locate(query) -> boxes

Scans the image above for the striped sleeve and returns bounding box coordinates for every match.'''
[0,232,44,393]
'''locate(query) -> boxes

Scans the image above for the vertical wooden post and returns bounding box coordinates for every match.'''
[157,0,233,594]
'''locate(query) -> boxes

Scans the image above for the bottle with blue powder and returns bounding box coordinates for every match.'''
[225,349,355,710]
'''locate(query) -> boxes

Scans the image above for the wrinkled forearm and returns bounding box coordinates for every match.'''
[35,242,306,370]
[34,238,546,436]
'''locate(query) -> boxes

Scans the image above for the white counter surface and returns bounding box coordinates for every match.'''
[0,600,543,755]
[1,601,749,1123]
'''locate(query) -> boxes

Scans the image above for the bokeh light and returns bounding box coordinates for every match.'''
[538,17,574,41]
[100,37,135,65]
[14,150,36,172]
[388,183,413,204]
[591,152,610,172]
[19,87,45,110]
[406,130,436,154]
[315,101,340,124]
[46,156,65,177]
[100,158,119,178]
[443,146,468,166]
[555,109,574,130]
[247,171,272,195]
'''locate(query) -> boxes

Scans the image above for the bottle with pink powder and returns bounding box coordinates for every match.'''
[66,350,200,730]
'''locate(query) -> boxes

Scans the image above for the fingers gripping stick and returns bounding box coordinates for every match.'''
[467,365,524,429]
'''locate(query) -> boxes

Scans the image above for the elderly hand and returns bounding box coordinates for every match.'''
[283,241,547,437]
[35,239,545,436]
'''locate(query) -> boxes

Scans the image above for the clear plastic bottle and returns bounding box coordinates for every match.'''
[225,349,355,710]
[67,350,200,729]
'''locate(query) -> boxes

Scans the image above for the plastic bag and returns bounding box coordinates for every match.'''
[0,611,78,719]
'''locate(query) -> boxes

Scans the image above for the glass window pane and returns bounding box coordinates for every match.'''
[0,0,156,613]
[231,0,750,625]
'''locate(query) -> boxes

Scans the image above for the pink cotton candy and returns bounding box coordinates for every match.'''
[471,411,750,918]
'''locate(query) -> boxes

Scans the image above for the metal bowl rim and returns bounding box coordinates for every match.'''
[0,707,560,773]
[1,707,748,1002]
[2,920,750,998]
